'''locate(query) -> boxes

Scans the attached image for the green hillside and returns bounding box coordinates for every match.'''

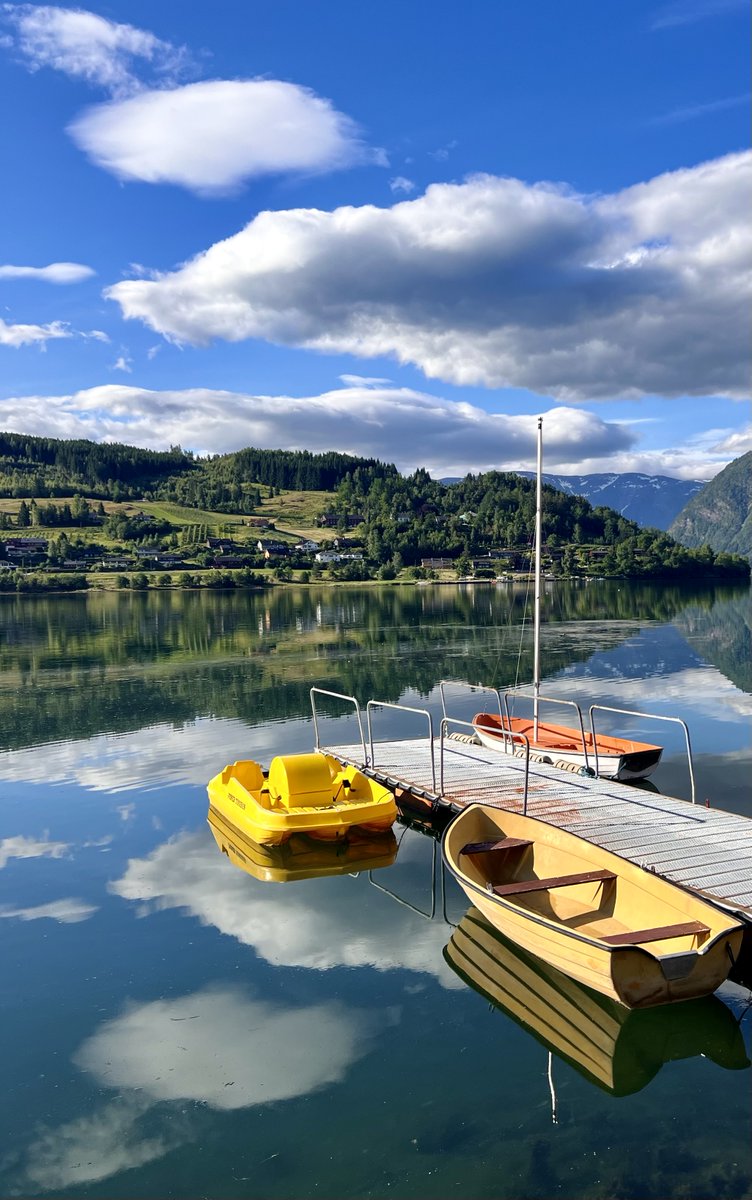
[669,453,752,557]
[0,432,396,510]
[0,432,749,589]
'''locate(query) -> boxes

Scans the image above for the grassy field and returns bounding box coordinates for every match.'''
[256,490,334,537]
[0,489,362,549]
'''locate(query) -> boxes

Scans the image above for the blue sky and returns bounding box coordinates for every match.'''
[0,0,749,479]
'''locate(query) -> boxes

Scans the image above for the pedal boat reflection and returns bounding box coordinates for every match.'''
[208,805,398,883]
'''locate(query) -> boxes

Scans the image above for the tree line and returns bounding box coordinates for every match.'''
[0,433,396,511]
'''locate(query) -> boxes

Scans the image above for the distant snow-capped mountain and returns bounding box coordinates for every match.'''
[517,472,706,530]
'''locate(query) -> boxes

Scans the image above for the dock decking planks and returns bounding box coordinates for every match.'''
[324,736,752,919]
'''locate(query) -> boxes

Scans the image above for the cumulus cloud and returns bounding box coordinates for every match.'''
[69,79,380,193]
[0,316,72,347]
[0,381,640,474]
[0,260,94,283]
[4,9,375,192]
[2,3,190,95]
[390,175,415,193]
[1,378,741,477]
[111,354,131,372]
[105,153,751,400]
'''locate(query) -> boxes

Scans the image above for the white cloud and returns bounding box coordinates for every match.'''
[650,92,750,125]
[105,153,751,400]
[111,829,461,985]
[0,260,94,283]
[338,373,393,386]
[111,354,131,372]
[0,897,97,922]
[651,0,746,29]
[0,316,72,347]
[429,140,458,161]
[69,79,380,194]
[390,175,415,193]
[3,3,190,96]
[0,834,70,868]
[0,382,642,475]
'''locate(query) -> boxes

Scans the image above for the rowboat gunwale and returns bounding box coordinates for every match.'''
[442,803,744,1007]
[472,711,663,780]
[444,906,750,1095]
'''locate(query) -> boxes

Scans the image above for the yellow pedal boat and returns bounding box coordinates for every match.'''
[206,752,398,846]
[208,805,398,883]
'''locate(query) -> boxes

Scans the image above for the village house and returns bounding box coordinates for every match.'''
[3,537,49,555]
[420,557,455,569]
[256,539,289,558]
[100,557,133,570]
[212,555,245,568]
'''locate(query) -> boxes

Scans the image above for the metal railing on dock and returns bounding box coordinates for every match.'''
[439,678,697,797]
[589,705,696,803]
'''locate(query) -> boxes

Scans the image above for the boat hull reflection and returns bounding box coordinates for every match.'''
[444,907,749,1097]
[208,806,398,883]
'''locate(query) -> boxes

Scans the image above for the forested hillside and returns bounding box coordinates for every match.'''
[0,432,749,587]
[0,433,396,512]
[669,453,752,557]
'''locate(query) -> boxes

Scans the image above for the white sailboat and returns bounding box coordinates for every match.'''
[472,417,663,781]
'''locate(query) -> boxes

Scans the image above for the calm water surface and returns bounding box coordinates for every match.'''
[0,581,750,1199]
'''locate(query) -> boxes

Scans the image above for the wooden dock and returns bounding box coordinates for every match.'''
[325,734,752,922]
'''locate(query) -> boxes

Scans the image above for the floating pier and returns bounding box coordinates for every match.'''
[317,714,752,924]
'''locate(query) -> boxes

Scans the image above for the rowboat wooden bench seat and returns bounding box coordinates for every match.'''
[444,803,743,1006]
[461,837,532,856]
[492,868,616,896]
[601,921,709,946]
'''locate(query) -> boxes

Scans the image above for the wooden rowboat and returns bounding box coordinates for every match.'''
[442,804,743,1008]
[444,907,749,1095]
[472,712,663,781]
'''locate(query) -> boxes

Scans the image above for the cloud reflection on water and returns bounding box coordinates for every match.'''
[110,829,461,986]
[19,985,388,1193]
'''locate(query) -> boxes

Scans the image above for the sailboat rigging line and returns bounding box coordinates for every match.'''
[510,533,536,702]
[533,416,543,741]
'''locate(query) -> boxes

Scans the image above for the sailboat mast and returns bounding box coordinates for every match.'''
[533,417,542,739]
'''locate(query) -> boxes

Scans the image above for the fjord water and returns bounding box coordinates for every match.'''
[0,582,750,1200]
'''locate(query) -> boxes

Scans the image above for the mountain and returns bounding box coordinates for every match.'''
[516,472,705,530]
[668,453,752,557]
